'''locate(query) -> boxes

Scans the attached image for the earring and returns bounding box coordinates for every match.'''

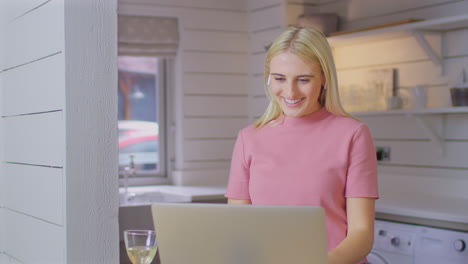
[322,83,327,90]
[267,75,271,86]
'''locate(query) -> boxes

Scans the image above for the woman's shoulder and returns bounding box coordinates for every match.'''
[326,112,368,133]
[238,124,257,137]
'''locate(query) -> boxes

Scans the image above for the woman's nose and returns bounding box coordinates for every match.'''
[283,82,299,97]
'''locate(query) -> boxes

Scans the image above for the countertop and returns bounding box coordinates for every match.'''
[120,183,468,230]
[119,185,227,204]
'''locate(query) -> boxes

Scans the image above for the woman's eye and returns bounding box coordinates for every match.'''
[298,79,309,83]
[274,77,286,82]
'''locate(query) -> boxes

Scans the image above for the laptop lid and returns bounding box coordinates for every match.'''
[151,203,328,264]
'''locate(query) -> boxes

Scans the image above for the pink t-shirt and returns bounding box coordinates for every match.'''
[225,107,379,253]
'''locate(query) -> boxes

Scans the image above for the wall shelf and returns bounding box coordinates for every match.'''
[327,14,468,47]
[352,106,468,117]
[328,14,468,75]
[353,106,468,155]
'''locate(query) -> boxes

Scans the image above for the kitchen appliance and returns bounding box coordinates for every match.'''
[368,220,468,264]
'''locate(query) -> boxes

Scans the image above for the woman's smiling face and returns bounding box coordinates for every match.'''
[269,51,325,117]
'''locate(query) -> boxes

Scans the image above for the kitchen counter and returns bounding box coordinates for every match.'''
[119,182,468,231]
[119,185,227,205]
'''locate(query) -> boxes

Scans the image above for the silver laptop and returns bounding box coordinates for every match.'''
[151,203,328,264]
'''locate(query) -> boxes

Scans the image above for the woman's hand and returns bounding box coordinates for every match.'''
[227,198,252,204]
[327,197,375,264]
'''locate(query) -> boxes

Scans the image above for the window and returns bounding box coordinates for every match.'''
[117,15,178,186]
[117,56,170,185]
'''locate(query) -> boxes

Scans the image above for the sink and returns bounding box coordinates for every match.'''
[118,190,192,241]
[119,191,192,207]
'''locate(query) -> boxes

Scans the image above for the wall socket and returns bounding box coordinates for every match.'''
[375,146,390,161]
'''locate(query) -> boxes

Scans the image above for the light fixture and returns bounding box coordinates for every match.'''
[131,84,145,99]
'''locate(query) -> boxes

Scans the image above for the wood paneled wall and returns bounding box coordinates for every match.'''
[0,1,66,263]
[0,0,118,263]
[324,0,468,196]
[118,0,250,185]
[247,0,468,197]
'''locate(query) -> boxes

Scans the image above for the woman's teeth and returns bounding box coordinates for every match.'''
[284,98,302,104]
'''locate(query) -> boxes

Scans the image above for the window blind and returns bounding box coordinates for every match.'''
[118,15,179,57]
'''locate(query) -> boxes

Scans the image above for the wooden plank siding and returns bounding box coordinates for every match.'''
[1,1,66,263]
[323,0,468,192]
[118,0,250,179]
[4,209,64,264]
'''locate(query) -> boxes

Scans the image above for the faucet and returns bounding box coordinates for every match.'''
[123,154,136,197]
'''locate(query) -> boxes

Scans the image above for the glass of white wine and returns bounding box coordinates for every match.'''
[124,230,158,264]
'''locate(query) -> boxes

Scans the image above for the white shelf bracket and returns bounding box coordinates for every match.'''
[410,30,443,73]
[407,114,445,155]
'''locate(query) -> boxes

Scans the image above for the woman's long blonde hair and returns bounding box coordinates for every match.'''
[254,26,351,129]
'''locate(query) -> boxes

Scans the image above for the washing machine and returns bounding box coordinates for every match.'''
[368,220,468,264]
[367,220,417,264]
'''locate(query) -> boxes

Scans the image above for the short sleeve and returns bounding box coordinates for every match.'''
[345,124,379,198]
[224,129,251,200]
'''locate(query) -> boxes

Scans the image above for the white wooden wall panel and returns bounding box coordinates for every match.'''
[338,61,444,88]
[344,0,451,21]
[361,115,442,140]
[249,4,284,32]
[252,75,267,96]
[379,173,468,199]
[284,3,308,27]
[333,35,441,69]
[248,0,283,11]
[182,31,247,53]
[325,0,468,31]
[444,28,468,57]
[362,114,468,140]
[183,52,248,74]
[376,141,466,168]
[4,163,63,225]
[184,118,248,139]
[378,166,468,182]
[184,160,231,170]
[0,254,8,264]
[3,111,64,166]
[172,169,229,186]
[184,96,248,117]
[64,0,118,262]
[251,52,266,75]
[118,4,246,32]
[2,53,64,116]
[250,27,283,53]
[2,0,49,22]
[4,1,63,69]
[183,74,248,95]
[119,0,246,11]
[0,208,3,253]
[183,139,236,161]
[4,210,64,264]
[251,97,270,117]
[444,114,468,139]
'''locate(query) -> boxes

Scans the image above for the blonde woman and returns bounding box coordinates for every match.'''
[225,26,379,264]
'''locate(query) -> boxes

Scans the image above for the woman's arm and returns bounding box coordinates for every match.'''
[227,198,252,204]
[328,197,375,264]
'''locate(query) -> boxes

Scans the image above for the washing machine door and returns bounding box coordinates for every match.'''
[366,251,389,264]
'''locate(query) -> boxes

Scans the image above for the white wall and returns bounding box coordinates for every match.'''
[321,0,468,196]
[118,0,250,186]
[0,0,118,263]
[247,0,468,198]
[0,1,4,260]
